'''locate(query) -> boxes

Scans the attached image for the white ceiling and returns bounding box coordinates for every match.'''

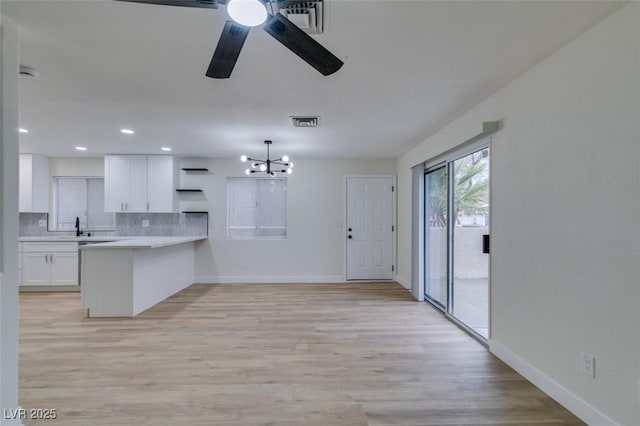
[4,0,622,160]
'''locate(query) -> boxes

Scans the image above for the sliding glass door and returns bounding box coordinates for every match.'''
[424,146,490,339]
[424,167,447,308]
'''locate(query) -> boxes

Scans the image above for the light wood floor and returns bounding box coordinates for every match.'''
[19,282,583,425]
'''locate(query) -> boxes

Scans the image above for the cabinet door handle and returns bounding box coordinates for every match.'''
[45,254,48,264]
[147,202,150,211]
[121,202,124,211]
[50,254,54,264]
[125,202,128,211]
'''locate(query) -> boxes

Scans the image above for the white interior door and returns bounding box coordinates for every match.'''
[346,176,394,280]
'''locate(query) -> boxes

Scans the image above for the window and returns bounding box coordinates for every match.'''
[53,177,115,230]
[227,178,287,239]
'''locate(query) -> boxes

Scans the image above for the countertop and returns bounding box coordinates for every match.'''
[19,236,130,242]
[19,236,207,249]
[79,236,206,249]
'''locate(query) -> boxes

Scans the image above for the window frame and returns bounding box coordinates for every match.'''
[52,176,115,231]
[226,177,288,240]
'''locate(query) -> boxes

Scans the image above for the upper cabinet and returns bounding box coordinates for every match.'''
[104,155,178,213]
[104,155,146,212]
[19,154,49,213]
[147,156,179,212]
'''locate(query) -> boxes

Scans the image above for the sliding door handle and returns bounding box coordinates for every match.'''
[482,234,490,254]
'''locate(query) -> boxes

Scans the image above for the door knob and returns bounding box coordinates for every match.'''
[348,228,352,232]
[348,235,352,239]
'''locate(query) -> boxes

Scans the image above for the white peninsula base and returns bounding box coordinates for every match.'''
[81,237,204,317]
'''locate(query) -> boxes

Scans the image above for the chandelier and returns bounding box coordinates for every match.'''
[241,140,294,176]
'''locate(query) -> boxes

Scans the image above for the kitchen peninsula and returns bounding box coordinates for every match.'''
[80,236,206,317]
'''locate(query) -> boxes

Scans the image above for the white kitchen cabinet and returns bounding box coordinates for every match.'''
[21,242,78,286]
[104,155,148,212]
[128,155,148,212]
[104,155,177,213]
[147,155,178,212]
[19,154,49,212]
[22,253,50,285]
[104,155,129,212]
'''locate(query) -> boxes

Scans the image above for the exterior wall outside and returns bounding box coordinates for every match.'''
[429,226,489,279]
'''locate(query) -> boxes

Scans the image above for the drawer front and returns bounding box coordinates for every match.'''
[22,242,78,253]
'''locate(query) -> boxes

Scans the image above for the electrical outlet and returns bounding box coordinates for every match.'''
[580,352,595,378]
[38,220,47,227]
[142,219,150,227]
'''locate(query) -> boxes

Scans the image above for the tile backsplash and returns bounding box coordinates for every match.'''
[19,212,208,237]
[114,213,208,236]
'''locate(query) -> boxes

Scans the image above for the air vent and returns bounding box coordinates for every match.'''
[291,116,319,128]
[279,1,324,34]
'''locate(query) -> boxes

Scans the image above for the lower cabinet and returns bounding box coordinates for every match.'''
[21,242,78,286]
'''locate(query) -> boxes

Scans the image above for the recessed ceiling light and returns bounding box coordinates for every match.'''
[75,146,88,151]
[161,147,172,152]
[19,128,29,133]
[120,129,135,134]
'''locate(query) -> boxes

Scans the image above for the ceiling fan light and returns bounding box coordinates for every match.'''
[227,0,267,27]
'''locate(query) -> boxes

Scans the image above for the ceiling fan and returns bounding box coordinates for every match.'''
[117,0,343,79]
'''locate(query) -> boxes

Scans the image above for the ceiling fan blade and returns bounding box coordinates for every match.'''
[263,13,343,76]
[206,21,250,79]
[115,0,219,8]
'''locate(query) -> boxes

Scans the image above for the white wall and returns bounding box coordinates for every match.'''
[397,4,639,425]
[180,158,397,282]
[0,10,22,423]
[49,157,103,178]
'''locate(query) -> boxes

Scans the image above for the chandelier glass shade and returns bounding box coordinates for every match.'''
[241,140,293,176]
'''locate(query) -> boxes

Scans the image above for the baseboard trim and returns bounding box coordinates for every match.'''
[490,341,619,426]
[194,275,346,284]
[395,275,411,290]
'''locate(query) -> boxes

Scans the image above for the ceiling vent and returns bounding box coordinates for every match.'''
[279,1,324,34]
[291,116,319,128]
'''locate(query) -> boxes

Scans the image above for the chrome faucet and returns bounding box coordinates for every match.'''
[75,216,83,237]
